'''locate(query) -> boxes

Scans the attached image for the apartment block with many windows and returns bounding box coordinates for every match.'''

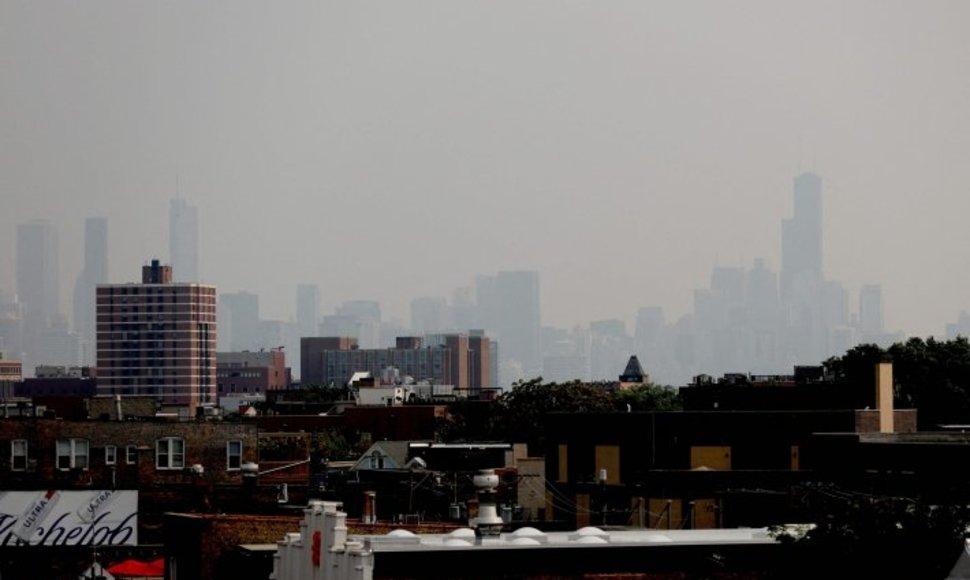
[96,260,216,416]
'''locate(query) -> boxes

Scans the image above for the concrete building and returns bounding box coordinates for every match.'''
[0,354,23,383]
[0,353,23,400]
[17,365,97,398]
[301,335,490,394]
[96,259,217,415]
[266,501,782,580]
[216,350,291,401]
[300,337,358,387]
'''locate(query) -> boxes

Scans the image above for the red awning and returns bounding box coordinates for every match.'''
[106,558,165,578]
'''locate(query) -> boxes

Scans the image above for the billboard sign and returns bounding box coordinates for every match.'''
[0,490,137,546]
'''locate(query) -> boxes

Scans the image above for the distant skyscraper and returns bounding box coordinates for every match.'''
[781,172,823,299]
[780,173,826,364]
[96,259,216,415]
[220,292,260,351]
[296,284,320,339]
[319,315,362,341]
[745,259,780,330]
[946,312,970,340]
[858,284,884,334]
[17,220,60,371]
[822,280,848,328]
[411,296,447,334]
[169,198,199,282]
[710,266,746,305]
[477,271,540,380]
[635,307,665,346]
[0,290,23,362]
[73,217,108,364]
[16,220,60,326]
[335,300,381,348]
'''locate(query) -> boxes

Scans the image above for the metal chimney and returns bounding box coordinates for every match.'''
[471,469,504,537]
[362,491,377,524]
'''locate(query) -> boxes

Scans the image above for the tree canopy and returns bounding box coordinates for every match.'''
[824,336,970,429]
[774,483,970,579]
[435,377,681,453]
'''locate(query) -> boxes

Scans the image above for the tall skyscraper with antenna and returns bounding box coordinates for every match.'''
[781,172,823,299]
[780,172,826,364]
[73,217,108,364]
[170,198,199,282]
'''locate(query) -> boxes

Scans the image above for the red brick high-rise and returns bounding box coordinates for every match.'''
[96,259,216,416]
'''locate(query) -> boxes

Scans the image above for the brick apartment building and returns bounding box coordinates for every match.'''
[96,260,216,416]
[538,362,970,530]
[301,334,490,394]
[216,350,291,401]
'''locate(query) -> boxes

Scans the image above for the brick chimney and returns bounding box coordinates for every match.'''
[875,361,894,433]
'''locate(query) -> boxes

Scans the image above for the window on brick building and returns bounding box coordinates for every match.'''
[56,438,90,470]
[11,439,27,471]
[227,440,242,470]
[105,445,117,465]
[156,437,185,469]
[126,445,137,465]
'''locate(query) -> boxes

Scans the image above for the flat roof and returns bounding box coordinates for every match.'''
[356,525,778,553]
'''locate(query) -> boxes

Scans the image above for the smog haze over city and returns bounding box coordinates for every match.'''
[3,1,970,384]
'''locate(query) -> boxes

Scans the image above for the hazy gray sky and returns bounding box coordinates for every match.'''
[2,1,969,337]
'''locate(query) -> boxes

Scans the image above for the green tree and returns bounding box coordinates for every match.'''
[289,384,351,403]
[434,398,503,443]
[774,484,970,579]
[613,382,682,412]
[824,337,970,429]
[889,336,970,429]
[315,427,356,461]
[824,343,886,388]
[497,378,614,453]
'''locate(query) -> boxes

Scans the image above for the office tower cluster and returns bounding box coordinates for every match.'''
[523,173,905,386]
[596,173,900,384]
[1,198,204,379]
[0,174,940,389]
[406,271,538,386]
[10,220,81,371]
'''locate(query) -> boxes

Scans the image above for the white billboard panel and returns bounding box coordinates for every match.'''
[0,490,137,546]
